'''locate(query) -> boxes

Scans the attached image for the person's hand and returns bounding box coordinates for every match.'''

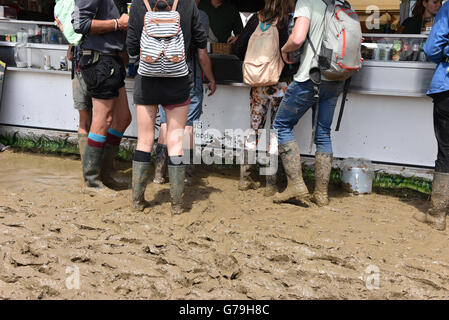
[227,35,238,44]
[207,81,216,96]
[281,46,294,64]
[67,45,73,62]
[118,14,129,31]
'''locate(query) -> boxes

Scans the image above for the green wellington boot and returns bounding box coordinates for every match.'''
[82,145,106,189]
[273,141,311,206]
[168,165,186,215]
[153,144,168,184]
[311,153,333,207]
[101,143,129,190]
[78,133,88,162]
[422,172,449,231]
[132,160,151,212]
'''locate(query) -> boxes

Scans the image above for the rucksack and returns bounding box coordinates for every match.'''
[54,0,83,45]
[138,0,189,78]
[243,15,284,87]
[310,0,363,82]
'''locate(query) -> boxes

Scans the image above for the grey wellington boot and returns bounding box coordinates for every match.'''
[82,145,105,189]
[101,143,129,190]
[264,173,278,197]
[311,153,333,207]
[153,144,168,184]
[273,141,311,206]
[78,133,88,162]
[420,172,449,231]
[132,160,151,212]
[168,165,186,215]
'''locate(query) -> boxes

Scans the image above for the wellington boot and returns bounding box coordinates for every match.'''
[101,143,129,190]
[153,144,168,184]
[239,164,261,191]
[424,172,449,231]
[82,145,105,189]
[264,173,278,197]
[273,142,311,206]
[168,165,185,215]
[78,134,88,162]
[185,164,195,185]
[132,161,151,212]
[311,153,333,207]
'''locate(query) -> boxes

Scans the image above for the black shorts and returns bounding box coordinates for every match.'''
[79,54,126,100]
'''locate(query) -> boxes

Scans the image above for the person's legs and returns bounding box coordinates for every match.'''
[83,98,114,189]
[102,86,132,190]
[72,72,92,163]
[165,104,189,215]
[272,81,315,205]
[132,104,158,211]
[311,81,344,206]
[153,116,169,184]
[415,91,449,230]
[184,77,204,183]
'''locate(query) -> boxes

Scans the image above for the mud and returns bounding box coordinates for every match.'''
[0,151,448,300]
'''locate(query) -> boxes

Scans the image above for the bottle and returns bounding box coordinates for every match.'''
[41,27,48,44]
[287,14,302,64]
[411,43,420,61]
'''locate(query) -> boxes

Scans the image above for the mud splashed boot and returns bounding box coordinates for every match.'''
[273,142,311,206]
[132,160,151,212]
[264,173,278,197]
[82,145,105,189]
[423,172,449,231]
[78,134,88,162]
[101,143,129,190]
[168,165,185,215]
[238,149,260,191]
[311,153,333,207]
[153,144,168,184]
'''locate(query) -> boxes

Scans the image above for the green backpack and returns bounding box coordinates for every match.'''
[54,0,83,45]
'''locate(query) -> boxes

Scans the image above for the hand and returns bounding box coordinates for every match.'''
[281,48,294,65]
[227,35,238,44]
[67,45,73,62]
[117,14,129,31]
[207,81,216,96]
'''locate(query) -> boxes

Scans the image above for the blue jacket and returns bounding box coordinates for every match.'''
[425,1,449,96]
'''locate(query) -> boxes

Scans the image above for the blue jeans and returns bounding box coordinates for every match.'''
[273,80,344,153]
[160,76,204,126]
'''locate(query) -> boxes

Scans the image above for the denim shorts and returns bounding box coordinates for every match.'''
[72,72,93,111]
[160,76,204,126]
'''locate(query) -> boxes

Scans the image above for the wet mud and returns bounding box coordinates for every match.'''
[0,151,448,300]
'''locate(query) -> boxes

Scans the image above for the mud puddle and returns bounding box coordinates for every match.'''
[0,151,448,300]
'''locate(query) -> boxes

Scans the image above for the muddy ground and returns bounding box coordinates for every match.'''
[0,151,448,300]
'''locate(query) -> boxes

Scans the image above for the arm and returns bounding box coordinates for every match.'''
[126,0,145,57]
[73,0,128,35]
[424,4,449,63]
[281,17,310,64]
[231,14,258,60]
[191,4,208,51]
[198,48,216,96]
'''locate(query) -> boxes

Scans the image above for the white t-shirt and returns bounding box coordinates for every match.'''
[294,0,326,83]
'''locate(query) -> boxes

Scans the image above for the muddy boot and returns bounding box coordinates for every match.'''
[273,141,311,206]
[132,160,151,212]
[101,143,128,190]
[239,163,260,191]
[423,172,449,231]
[264,173,278,197]
[82,145,105,189]
[185,164,195,185]
[78,133,88,162]
[153,144,168,184]
[168,165,185,215]
[311,153,333,207]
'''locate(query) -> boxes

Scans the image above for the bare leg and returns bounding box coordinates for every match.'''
[165,105,189,157]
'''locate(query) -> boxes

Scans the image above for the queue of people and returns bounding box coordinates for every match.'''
[68,0,449,232]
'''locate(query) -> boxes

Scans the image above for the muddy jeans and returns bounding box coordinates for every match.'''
[273,80,344,153]
[432,90,449,173]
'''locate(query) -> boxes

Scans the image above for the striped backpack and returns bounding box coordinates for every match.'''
[138,0,189,78]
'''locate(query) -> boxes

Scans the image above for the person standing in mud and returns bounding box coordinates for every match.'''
[272,0,345,207]
[126,0,209,214]
[415,1,449,231]
[72,0,132,190]
[231,0,297,195]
